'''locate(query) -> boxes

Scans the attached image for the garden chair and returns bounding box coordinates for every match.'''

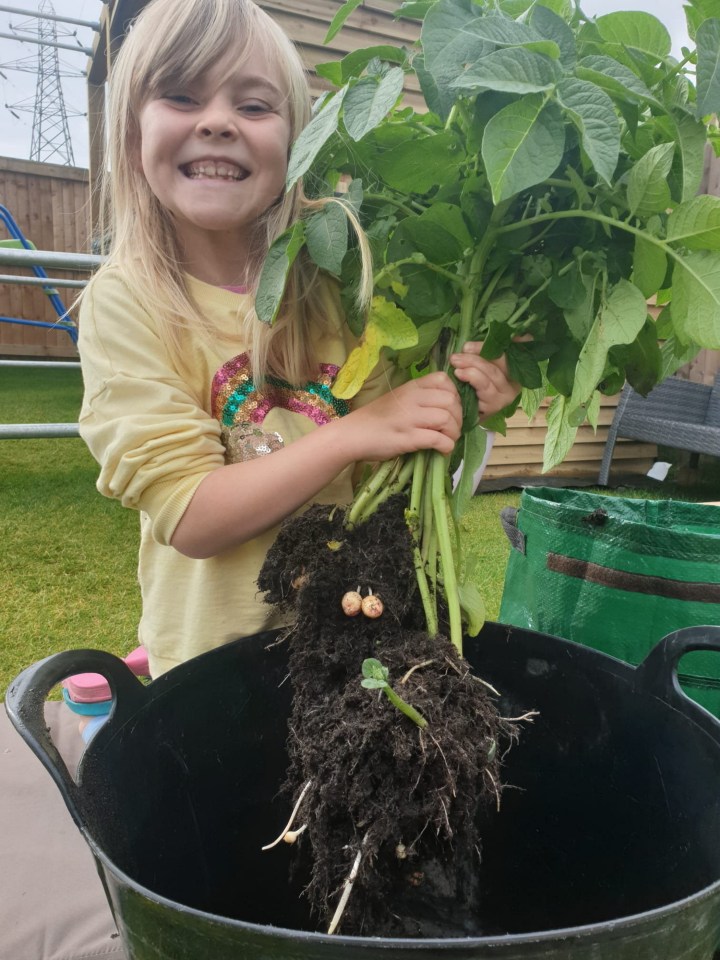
[598,372,720,486]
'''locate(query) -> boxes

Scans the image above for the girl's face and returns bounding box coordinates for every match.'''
[137,50,291,274]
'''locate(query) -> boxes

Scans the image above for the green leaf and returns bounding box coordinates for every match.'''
[671,250,720,347]
[395,0,435,19]
[594,11,672,61]
[333,297,419,399]
[458,581,486,637]
[543,395,578,472]
[563,272,596,341]
[660,333,701,380]
[575,56,660,109]
[482,95,565,203]
[451,425,488,521]
[316,46,409,86]
[255,223,306,325]
[611,317,662,395]
[420,1,493,118]
[464,13,560,58]
[305,203,349,276]
[451,47,560,95]
[632,235,666,297]
[555,78,620,184]
[325,0,364,44]
[375,131,460,193]
[570,279,648,411]
[667,195,720,251]
[343,68,405,141]
[626,142,675,218]
[362,657,389,682]
[667,110,708,202]
[286,87,347,189]
[529,4,576,70]
[388,202,473,267]
[395,318,446,368]
[697,19,720,117]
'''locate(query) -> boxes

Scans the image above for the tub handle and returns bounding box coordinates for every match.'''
[635,626,720,713]
[4,649,149,828]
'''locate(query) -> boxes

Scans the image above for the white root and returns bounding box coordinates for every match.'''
[500,710,540,723]
[400,659,435,685]
[261,780,312,851]
[327,833,369,935]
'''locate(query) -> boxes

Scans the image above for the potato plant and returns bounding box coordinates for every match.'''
[258,0,720,655]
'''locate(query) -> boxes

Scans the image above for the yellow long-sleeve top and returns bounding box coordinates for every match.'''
[79,268,393,677]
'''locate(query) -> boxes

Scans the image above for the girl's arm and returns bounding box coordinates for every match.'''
[170,372,462,558]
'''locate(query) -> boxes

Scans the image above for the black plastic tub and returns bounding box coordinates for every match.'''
[7,622,720,959]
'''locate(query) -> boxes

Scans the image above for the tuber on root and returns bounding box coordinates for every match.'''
[361,591,384,619]
[341,590,363,617]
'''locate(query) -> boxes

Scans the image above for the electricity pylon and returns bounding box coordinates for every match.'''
[3,0,88,165]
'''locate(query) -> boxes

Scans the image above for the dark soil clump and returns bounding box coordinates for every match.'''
[258,497,519,937]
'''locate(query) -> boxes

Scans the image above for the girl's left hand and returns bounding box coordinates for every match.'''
[450,341,521,421]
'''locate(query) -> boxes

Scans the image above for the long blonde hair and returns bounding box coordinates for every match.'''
[93,0,370,384]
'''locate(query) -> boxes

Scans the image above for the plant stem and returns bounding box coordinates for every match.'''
[496,209,684,269]
[347,458,397,528]
[431,451,463,655]
[361,456,414,518]
[383,685,428,729]
[408,451,438,636]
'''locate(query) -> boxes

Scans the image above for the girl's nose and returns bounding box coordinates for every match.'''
[195,99,237,139]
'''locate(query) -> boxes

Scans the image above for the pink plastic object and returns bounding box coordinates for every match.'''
[62,646,150,703]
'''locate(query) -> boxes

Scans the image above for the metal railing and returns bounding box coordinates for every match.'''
[0,241,100,439]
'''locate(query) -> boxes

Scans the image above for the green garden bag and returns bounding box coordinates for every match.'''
[499,487,720,716]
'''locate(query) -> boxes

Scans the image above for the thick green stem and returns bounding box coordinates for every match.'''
[361,457,414,518]
[408,452,438,636]
[431,452,463,655]
[347,458,397,528]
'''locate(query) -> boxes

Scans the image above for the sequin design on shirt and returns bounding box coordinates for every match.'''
[212,352,350,464]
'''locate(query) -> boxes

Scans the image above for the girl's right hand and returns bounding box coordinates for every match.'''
[343,372,462,461]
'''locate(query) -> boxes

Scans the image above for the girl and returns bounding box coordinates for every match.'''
[78,0,518,679]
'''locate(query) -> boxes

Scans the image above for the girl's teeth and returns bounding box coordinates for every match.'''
[188,162,244,180]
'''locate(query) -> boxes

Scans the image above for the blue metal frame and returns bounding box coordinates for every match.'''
[0,204,78,345]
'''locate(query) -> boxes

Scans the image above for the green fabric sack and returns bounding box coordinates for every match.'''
[498,487,720,716]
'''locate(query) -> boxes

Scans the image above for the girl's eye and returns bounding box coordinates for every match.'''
[240,102,272,116]
[164,93,195,105]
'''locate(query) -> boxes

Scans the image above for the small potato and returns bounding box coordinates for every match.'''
[341,590,363,617]
[361,593,384,619]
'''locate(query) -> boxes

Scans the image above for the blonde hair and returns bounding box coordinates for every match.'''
[92,0,370,384]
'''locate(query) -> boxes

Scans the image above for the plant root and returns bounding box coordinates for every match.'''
[327,833,368,935]
[261,779,312,851]
[258,497,524,936]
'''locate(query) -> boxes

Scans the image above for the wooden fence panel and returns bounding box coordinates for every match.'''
[0,157,90,358]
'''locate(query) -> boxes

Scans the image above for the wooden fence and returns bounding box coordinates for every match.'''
[0,157,90,358]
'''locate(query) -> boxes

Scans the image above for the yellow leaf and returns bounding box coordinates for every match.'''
[332,297,419,399]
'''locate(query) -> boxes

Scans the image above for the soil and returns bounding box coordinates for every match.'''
[257,496,519,937]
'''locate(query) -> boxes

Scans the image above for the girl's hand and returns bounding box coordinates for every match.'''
[450,341,521,421]
[345,372,462,460]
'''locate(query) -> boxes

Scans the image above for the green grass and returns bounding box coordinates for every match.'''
[1,364,716,697]
[1,367,140,697]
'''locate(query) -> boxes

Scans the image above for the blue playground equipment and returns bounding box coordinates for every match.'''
[0,203,78,346]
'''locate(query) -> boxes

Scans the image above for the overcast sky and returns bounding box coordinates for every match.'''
[0,0,693,170]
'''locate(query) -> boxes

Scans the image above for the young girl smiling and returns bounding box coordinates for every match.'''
[79,0,518,678]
